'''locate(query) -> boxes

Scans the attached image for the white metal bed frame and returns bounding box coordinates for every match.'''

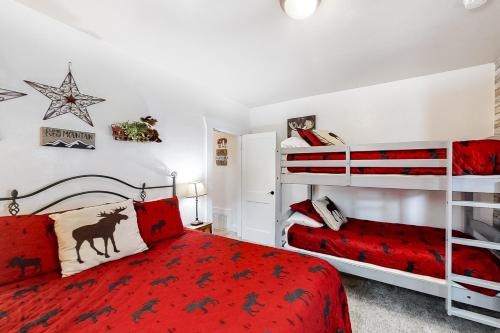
[278,140,500,328]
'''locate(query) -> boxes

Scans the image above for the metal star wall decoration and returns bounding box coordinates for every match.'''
[0,88,27,102]
[24,63,105,126]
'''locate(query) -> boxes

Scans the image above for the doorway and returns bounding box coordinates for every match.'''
[209,129,241,239]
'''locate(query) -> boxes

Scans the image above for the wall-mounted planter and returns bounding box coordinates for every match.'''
[111,117,162,143]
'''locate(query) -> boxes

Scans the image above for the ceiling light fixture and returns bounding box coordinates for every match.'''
[280,0,321,20]
[463,0,488,10]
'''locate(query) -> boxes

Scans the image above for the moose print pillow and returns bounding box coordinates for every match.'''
[0,213,60,286]
[312,196,348,231]
[134,196,184,246]
[50,199,148,277]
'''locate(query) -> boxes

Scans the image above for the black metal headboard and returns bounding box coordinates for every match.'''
[0,172,177,216]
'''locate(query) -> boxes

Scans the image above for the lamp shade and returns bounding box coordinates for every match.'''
[184,182,207,198]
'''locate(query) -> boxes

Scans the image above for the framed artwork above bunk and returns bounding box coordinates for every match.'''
[287,115,315,137]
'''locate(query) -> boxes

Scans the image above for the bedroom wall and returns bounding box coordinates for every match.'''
[0,0,250,221]
[251,64,495,229]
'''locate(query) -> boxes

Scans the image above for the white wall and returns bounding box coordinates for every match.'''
[251,64,495,229]
[211,131,239,231]
[0,0,250,222]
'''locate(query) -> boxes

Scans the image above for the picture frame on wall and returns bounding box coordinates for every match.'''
[287,115,316,138]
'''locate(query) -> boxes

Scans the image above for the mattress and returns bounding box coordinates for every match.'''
[287,140,500,176]
[0,229,351,333]
[287,220,500,296]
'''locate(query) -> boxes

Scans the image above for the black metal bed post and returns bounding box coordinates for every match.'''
[172,171,177,196]
[8,190,19,216]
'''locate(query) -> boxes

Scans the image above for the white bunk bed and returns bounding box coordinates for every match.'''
[279,140,500,328]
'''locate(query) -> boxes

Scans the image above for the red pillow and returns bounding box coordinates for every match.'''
[134,197,184,245]
[0,214,60,286]
[296,129,324,146]
[290,199,324,223]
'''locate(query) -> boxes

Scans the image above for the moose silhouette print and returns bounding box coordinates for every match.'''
[7,257,41,278]
[72,207,128,264]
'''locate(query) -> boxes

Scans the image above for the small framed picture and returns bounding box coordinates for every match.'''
[287,115,316,137]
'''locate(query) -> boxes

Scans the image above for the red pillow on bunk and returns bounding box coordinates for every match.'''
[0,214,60,286]
[290,199,324,223]
[134,197,184,245]
[453,140,500,175]
[296,129,324,146]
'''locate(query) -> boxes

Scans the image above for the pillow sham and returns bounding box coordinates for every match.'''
[288,212,324,228]
[281,136,311,149]
[296,129,324,146]
[290,199,324,223]
[51,199,148,277]
[134,196,184,245]
[0,213,60,286]
[312,196,348,231]
[312,130,346,146]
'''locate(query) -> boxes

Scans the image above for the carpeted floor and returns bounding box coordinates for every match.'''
[341,273,500,333]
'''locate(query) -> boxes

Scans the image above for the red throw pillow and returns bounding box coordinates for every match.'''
[296,129,324,146]
[134,197,184,245]
[290,199,324,223]
[0,214,60,286]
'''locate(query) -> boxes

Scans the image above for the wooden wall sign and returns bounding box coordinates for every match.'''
[40,127,95,150]
[216,137,228,166]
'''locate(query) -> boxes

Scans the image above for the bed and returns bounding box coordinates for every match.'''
[286,219,500,297]
[280,137,500,327]
[286,140,500,176]
[0,174,351,333]
[0,229,351,333]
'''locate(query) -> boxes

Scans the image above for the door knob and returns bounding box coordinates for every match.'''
[269,191,275,195]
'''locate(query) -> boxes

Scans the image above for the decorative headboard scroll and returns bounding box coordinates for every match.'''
[0,172,176,216]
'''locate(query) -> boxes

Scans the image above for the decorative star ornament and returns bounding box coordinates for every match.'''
[0,88,26,102]
[24,63,105,126]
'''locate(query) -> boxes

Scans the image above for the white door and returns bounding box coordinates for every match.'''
[242,132,277,246]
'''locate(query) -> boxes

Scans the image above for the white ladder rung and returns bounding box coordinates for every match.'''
[450,307,500,328]
[450,274,500,292]
[451,200,500,209]
[451,237,500,251]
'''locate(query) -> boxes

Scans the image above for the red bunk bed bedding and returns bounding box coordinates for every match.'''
[0,229,351,333]
[287,219,500,296]
[287,140,500,176]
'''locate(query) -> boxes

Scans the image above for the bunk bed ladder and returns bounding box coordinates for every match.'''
[446,141,500,328]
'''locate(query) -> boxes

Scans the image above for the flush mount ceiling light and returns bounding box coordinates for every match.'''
[280,0,321,20]
[463,0,488,10]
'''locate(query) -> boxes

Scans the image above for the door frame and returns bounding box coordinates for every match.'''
[204,116,248,236]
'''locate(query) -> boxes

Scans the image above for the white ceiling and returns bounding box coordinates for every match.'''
[15,0,500,107]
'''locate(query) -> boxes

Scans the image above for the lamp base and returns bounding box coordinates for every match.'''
[190,220,203,226]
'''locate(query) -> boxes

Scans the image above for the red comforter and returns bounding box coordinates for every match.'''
[0,230,351,333]
[287,140,500,176]
[287,220,500,296]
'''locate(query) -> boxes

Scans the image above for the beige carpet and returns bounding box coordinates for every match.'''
[342,274,499,333]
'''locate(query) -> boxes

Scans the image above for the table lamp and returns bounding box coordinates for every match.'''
[185,181,207,226]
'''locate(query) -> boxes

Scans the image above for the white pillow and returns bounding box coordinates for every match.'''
[287,212,324,228]
[281,136,311,148]
[312,196,348,231]
[50,199,148,277]
[312,130,346,146]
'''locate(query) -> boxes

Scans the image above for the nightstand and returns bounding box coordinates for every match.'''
[185,222,213,234]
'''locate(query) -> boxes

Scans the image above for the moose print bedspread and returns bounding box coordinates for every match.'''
[0,229,351,333]
[287,220,500,296]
